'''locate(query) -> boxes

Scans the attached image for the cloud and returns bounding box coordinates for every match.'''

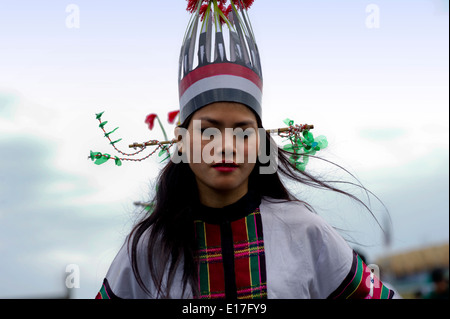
[0,136,92,212]
[0,134,135,298]
[431,0,449,14]
[0,89,166,297]
[0,93,17,120]
[358,127,407,141]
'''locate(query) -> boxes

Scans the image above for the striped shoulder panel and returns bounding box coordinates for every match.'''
[95,278,121,299]
[328,251,395,299]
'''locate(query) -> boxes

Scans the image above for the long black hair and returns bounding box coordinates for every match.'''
[128,114,387,298]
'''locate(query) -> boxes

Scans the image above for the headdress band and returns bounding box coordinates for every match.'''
[179,0,263,122]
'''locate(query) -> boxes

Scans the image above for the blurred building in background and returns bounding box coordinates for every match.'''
[376,242,449,299]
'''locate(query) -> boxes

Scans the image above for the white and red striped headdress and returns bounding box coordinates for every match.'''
[89,0,325,169]
[179,0,262,123]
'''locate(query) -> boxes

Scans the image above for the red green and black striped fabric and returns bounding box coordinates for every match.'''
[194,208,267,299]
[328,251,395,299]
[95,279,117,299]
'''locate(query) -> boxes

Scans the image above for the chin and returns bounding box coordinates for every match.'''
[211,183,241,192]
[205,179,246,192]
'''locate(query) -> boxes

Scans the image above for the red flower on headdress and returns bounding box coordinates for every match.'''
[187,1,254,22]
[187,0,255,13]
[225,5,232,18]
[199,4,209,21]
[168,111,180,125]
[145,114,158,130]
[217,2,227,23]
[219,4,233,24]
[236,0,255,10]
[186,0,201,13]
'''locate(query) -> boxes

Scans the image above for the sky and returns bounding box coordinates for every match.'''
[0,0,448,298]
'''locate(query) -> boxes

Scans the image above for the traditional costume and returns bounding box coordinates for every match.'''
[97,192,395,299]
[96,0,396,299]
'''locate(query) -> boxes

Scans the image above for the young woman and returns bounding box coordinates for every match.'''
[96,0,397,299]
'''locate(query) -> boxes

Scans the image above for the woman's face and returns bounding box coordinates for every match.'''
[180,102,260,204]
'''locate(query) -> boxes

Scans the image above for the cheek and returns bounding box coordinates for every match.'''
[186,133,221,164]
[247,135,259,156]
[188,162,206,182]
[182,129,205,163]
[237,135,259,164]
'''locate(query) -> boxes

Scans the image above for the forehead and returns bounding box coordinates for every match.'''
[192,102,257,120]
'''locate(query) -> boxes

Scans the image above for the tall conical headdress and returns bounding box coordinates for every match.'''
[89,0,326,170]
[179,0,263,123]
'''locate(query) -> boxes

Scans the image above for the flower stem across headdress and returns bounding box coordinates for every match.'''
[88,110,326,171]
[88,111,178,166]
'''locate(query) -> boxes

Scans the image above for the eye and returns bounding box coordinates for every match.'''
[200,127,221,137]
[234,128,255,139]
[236,132,249,139]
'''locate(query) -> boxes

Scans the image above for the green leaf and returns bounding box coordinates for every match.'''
[295,138,305,150]
[290,154,300,162]
[303,156,310,165]
[303,130,314,143]
[110,138,122,145]
[94,155,110,165]
[99,121,108,129]
[159,154,171,163]
[95,112,105,120]
[316,136,328,149]
[105,127,119,138]
[145,202,155,214]
[114,157,122,167]
[89,151,102,161]
[283,144,294,152]
[296,162,307,172]
[158,148,168,157]
[283,118,294,127]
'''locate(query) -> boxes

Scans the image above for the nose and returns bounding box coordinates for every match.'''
[220,129,236,161]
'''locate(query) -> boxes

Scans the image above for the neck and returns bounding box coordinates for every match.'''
[198,185,249,209]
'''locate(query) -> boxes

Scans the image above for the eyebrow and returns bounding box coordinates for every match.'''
[199,117,257,127]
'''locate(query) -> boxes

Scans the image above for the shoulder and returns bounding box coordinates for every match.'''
[101,228,192,299]
[102,234,153,299]
[260,197,333,235]
[260,198,354,298]
[260,197,352,257]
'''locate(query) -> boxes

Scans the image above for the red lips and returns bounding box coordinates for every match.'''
[212,162,239,168]
[212,162,239,172]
